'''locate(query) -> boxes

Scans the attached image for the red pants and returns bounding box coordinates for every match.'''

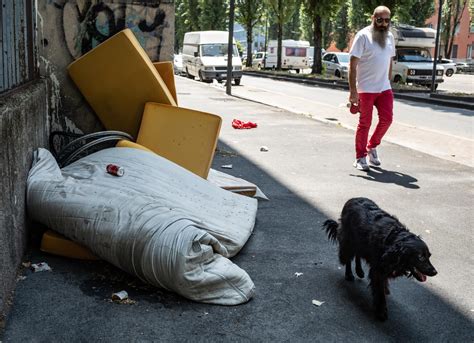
[355,90,393,159]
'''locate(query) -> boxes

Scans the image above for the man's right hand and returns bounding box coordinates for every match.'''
[349,90,359,105]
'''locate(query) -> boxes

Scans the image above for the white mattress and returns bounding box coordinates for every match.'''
[27,148,257,305]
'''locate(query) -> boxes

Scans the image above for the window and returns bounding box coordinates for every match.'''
[337,54,350,63]
[467,45,473,59]
[454,24,460,35]
[200,44,239,57]
[182,44,197,56]
[452,45,458,58]
[1,0,38,94]
[470,22,474,33]
[323,54,333,61]
[285,47,306,57]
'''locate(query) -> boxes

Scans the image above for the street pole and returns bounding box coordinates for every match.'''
[226,0,235,95]
[431,0,443,93]
[264,16,268,68]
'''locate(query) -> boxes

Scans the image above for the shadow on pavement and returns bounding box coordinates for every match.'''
[2,141,472,342]
[350,166,420,189]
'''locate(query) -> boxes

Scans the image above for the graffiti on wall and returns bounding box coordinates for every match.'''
[53,0,169,61]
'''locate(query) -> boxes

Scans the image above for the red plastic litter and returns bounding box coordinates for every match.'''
[232,119,258,129]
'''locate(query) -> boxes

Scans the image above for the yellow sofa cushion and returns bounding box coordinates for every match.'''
[41,230,99,260]
[67,29,177,139]
[137,102,222,179]
[116,139,154,153]
[153,61,178,105]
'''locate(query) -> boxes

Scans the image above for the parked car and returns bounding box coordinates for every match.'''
[182,31,243,84]
[455,61,474,73]
[252,52,265,69]
[322,52,349,78]
[307,47,326,67]
[173,54,185,75]
[436,58,456,77]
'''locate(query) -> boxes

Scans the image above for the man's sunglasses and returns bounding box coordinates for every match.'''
[375,17,391,24]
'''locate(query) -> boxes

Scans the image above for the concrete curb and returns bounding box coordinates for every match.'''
[243,71,474,110]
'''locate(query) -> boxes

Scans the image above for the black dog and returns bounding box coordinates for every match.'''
[322,197,437,321]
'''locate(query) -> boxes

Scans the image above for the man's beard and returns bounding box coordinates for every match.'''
[372,25,389,49]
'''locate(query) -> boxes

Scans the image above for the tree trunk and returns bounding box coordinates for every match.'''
[245,1,253,67]
[246,20,253,67]
[443,0,466,58]
[312,14,322,74]
[276,0,282,70]
[277,21,282,70]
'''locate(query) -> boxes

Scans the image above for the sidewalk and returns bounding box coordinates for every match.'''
[232,75,474,168]
[2,78,473,342]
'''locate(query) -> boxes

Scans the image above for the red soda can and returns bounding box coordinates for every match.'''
[347,102,360,114]
[106,164,124,177]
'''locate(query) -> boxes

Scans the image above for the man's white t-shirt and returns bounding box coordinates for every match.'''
[349,26,396,93]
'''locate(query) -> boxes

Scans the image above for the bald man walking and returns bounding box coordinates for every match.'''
[349,6,396,171]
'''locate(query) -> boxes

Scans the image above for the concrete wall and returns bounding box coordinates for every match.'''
[37,0,175,134]
[0,0,174,325]
[0,80,49,325]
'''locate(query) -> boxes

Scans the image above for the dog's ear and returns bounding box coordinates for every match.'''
[381,243,405,275]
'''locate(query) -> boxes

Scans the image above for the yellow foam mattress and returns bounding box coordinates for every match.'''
[41,230,99,260]
[137,102,222,179]
[153,61,178,105]
[67,29,177,139]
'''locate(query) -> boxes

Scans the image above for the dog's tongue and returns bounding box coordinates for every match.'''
[415,269,427,282]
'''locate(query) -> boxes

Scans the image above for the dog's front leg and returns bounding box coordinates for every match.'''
[369,269,388,321]
[355,256,364,278]
[345,260,355,281]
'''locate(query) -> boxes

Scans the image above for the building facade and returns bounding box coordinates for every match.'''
[426,1,474,60]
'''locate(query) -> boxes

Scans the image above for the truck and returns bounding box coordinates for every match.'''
[265,39,310,73]
[182,31,243,84]
[391,25,444,88]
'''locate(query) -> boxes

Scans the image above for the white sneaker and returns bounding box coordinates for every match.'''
[353,157,370,171]
[367,148,381,166]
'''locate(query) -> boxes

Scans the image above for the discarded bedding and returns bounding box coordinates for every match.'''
[27,148,257,305]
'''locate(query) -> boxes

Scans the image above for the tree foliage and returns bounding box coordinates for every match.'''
[265,0,299,69]
[396,0,434,26]
[441,0,468,58]
[334,2,350,51]
[303,0,343,74]
[199,0,228,30]
[175,0,201,52]
[283,1,303,40]
[235,0,265,66]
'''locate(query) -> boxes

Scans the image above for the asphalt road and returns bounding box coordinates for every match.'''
[233,75,474,168]
[2,77,473,342]
[431,72,473,94]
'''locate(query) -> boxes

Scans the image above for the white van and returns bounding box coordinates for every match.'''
[182,31,243,85]
[391,25,444,88]
[265,39,310,72]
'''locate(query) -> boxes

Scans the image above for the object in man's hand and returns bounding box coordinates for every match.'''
[347,103,360,114]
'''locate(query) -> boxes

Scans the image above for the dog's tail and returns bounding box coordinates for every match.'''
[322,219,339,243]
